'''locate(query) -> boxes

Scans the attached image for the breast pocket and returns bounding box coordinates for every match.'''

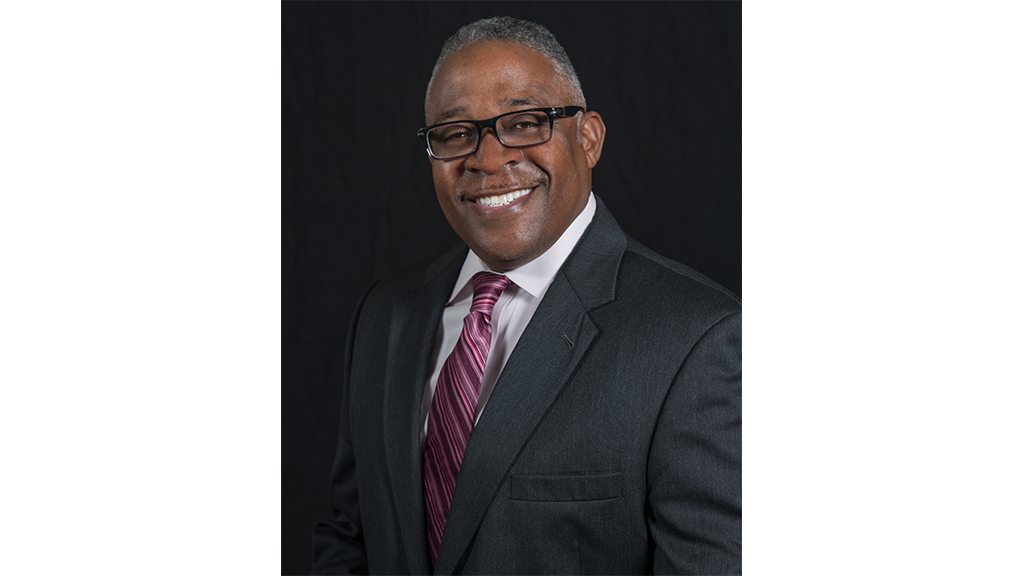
[508,471,623,502]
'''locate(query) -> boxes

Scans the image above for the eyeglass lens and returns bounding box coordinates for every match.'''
[427,110,551,158]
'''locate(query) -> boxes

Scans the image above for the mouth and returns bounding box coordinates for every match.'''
[470,187,534,207]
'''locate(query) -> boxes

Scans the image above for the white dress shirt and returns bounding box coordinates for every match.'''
[420,193,597,442]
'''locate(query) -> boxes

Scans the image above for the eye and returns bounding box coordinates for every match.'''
[434,124,474,142]
[504,113,546,132]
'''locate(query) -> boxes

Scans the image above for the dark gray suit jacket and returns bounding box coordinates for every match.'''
[313,197,741,574]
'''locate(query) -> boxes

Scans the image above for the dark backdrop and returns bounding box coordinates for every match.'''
[282,2,740,573]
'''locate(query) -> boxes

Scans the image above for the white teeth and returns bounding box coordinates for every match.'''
[475,188,533,207]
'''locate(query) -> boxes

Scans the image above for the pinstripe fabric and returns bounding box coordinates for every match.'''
[423,272,511,570]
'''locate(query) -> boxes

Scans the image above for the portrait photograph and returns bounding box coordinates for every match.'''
[283,2,740,573]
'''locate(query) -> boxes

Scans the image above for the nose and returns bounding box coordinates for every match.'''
[463,127,519,173]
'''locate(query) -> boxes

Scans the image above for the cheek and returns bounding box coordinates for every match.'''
[431,165,456,202]
[435,158,466,180]
[430,163,444,189]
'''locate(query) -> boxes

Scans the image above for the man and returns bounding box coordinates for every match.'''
[313,16,740,575]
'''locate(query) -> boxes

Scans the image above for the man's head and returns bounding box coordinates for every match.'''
[423,17,606,273]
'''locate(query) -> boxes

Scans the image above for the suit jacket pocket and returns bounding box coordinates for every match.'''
[509,471,623,502]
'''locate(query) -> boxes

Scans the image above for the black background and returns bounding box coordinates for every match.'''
[282,2,740,573]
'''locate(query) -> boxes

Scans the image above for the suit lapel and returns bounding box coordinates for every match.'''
[381,246,465,575]
[433,198,627,574]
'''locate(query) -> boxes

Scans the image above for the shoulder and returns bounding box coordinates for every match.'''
[613,236,740,328]
[562,197,738,343]
[360,244,467,307]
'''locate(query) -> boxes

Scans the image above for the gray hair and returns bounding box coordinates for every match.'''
[424,16,587,115]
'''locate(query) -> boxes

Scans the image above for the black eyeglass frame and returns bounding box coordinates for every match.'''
[417,106,586,160]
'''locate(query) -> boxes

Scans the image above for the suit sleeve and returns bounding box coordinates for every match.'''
[311,284,375,575]
[648,311,742,575]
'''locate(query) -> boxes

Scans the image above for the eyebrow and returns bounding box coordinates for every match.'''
[502,97,541,109]
[433,97,544,123]
[435,106,468,123]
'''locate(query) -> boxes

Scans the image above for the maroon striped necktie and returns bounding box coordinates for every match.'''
[423,271,511,569]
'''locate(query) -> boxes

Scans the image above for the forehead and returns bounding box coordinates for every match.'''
[426,41,570,124]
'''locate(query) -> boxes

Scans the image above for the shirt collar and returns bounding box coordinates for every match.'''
[447,192,597,305]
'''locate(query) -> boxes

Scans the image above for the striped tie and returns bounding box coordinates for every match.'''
[423,271,511,569]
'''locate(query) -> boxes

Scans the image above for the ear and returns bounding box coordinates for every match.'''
[579,111,606,169]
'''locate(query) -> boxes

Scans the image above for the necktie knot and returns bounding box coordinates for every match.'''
[470,272,511,316]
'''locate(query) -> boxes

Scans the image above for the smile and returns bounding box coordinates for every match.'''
[474,188,533,207]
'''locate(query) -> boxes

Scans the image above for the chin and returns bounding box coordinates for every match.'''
[479,250,525,269]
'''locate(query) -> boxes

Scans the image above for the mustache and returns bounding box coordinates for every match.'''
[457,174,548,201]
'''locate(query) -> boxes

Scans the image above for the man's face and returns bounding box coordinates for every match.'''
[425,41,604,272]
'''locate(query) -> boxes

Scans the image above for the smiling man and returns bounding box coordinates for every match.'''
[423,39,602,273]
[313,17,741,575]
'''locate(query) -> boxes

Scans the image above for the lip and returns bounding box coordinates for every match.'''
[464,185,539,217]
[462,184,537,203]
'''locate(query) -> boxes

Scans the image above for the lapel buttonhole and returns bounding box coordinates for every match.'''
[561,332,575,349]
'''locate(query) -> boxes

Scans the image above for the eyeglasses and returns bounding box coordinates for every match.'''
[417,106,585,160]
